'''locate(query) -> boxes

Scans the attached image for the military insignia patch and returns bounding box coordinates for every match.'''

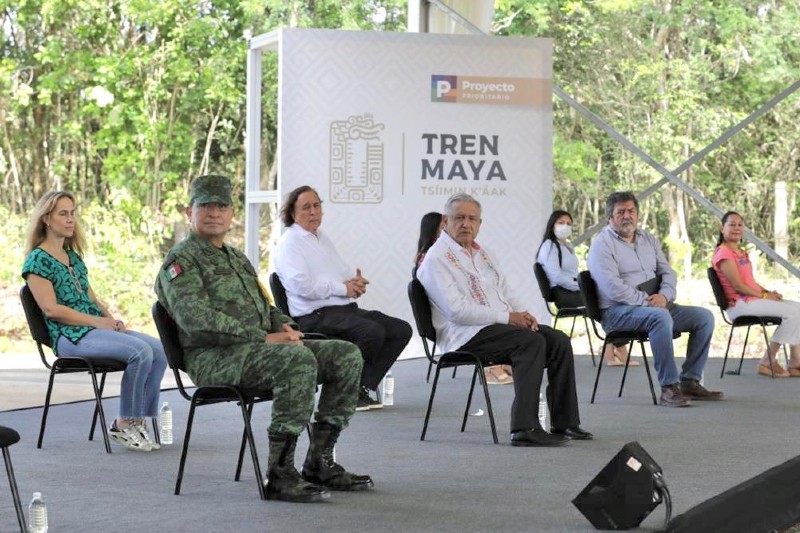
[167,262,183,280]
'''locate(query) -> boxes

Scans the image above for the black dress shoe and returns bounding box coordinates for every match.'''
[551,426,594,440]
[510,428,570,447]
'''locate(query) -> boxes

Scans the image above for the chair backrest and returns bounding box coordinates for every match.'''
[19,285,51,348]
[269,272,291,317]
[407,278,438,362]
[533,262,555,303]
[577,271,603,322]
[151,301,187,373]
[19,285,55,370]
[407,278,437,343]
[706,267,729,311]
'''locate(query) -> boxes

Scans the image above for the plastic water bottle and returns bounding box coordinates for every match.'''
[382,370,395,406]
[159,402,173,445]
[28,492,48,533]
[538,392,548,430]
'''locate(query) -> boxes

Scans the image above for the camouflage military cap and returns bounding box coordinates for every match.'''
[190,174,232,206]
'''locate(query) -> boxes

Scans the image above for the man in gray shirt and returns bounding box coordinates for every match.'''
[587,191,722,407]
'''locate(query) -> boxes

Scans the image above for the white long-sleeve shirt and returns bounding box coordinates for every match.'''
[536,239,579,291]
[416,231,525,353]
[273,224,354,317]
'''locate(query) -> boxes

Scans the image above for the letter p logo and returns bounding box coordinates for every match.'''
[431,75,457,102]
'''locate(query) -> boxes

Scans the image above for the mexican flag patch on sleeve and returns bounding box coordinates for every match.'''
[167,262,183,280]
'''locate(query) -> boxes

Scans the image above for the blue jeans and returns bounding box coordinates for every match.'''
[601,303,714,387]
[57,329,168,418]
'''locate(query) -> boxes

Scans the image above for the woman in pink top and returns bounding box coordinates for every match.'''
[712,211,800,377]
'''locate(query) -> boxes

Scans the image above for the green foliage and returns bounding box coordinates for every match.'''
[664,234,692,269]
[0,206,29,290]
[495,0,800,270]
[0,0,798,347]
[78,201,167,327]
[0,0,412,348]
[0,202,167,338]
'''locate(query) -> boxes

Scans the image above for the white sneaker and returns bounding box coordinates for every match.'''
[108,423,152,452]
[135,421,160,450]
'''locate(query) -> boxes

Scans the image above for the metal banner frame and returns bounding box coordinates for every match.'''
[243,2,798,280]
[425,0,800,279]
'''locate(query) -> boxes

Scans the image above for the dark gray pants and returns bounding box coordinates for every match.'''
[459,324,581,432]
[296,304,412,390]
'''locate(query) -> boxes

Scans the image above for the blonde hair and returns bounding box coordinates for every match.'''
[24,191,87,256]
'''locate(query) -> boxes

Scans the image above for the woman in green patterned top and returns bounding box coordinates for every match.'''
[22,191,167,452]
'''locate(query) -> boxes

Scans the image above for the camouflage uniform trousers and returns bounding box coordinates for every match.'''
[237,339,362,436]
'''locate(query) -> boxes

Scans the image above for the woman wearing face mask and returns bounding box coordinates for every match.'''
[536,210,636,367]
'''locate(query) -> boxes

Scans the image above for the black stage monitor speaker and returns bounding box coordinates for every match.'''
[665,454,800,533]
[573,441,670,530]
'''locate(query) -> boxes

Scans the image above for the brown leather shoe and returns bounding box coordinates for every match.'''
[660,384,691,407]
[679,379,723,401]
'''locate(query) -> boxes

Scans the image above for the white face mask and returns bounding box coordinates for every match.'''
[554,223,572,240]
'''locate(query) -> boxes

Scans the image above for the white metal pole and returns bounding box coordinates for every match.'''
[244,44,263,268]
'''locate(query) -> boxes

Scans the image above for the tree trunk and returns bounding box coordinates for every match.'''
[774,181,788,261]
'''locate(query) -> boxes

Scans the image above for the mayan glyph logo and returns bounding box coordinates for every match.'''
[329,114,385,203]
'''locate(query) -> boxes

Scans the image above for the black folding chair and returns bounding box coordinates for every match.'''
[578,271,673,405]
[534,262,595,365]
[269,274,366,407]
[267,272,328,336]
[1,426,26,533]
[19,285,158,454]
[706,267,788,379]
[268,272,291,317]
[151,301,271,499]
[407,278,500,444]
[411,267,458,382]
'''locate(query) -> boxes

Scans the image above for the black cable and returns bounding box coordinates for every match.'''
[653,472,673,530]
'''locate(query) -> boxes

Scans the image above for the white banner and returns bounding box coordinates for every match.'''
[274,28,553,353]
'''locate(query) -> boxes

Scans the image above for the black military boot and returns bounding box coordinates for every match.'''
[266,432,330,503]
[302,422,374,491]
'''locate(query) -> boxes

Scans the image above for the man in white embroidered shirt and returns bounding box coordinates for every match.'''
[273,186,412,411]
[416,193,591,447]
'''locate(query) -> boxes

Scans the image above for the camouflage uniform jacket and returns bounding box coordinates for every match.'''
[155,231,295,386]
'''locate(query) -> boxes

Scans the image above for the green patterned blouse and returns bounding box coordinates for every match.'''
[22,248,103,354]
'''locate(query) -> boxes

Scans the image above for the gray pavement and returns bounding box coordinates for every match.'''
[0,352,182,412]
[2,352,800,532]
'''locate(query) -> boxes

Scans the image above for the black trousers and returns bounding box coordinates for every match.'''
[296,303,412,390]
[552,287,583,309]
[458,324,581,433]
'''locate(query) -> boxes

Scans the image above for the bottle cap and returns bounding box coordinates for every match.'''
[33,492,42,499]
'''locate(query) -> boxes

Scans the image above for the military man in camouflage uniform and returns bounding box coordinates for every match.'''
[155,174,373,503]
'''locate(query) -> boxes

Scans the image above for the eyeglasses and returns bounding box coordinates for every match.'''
[68,266,84,294]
